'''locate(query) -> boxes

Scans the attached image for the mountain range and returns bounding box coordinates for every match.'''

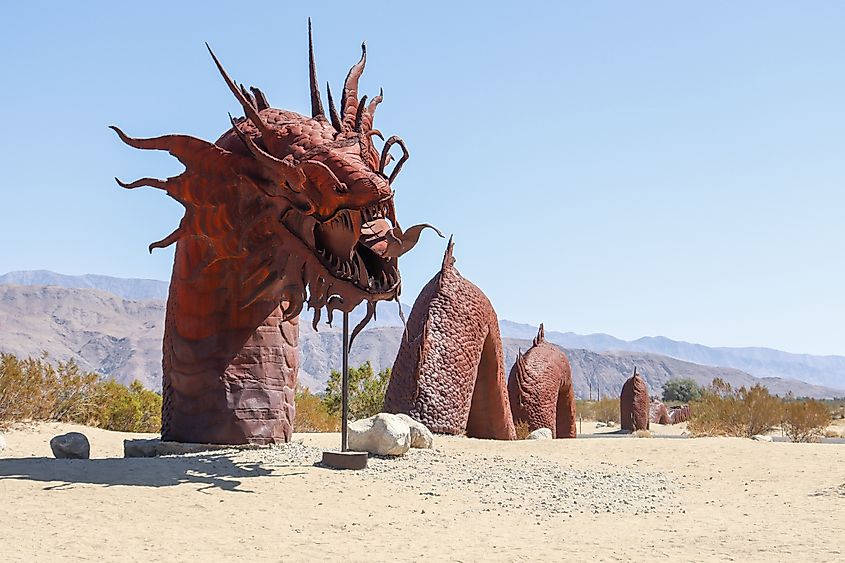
[1,270,843,399]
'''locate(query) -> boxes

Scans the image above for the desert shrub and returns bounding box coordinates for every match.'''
[514,420,531,440]
[632,429,653,438]
[662,378,703,403]
[0,353,160,432]
[0,353,98,425]
[688,379,782,437]
[294,387,340,432]
[593,397,621,425]
[823,429,842,439]
[575,399,593,421]
[324,362,391,420]
[781,399,831,443]
[86,379,162,433]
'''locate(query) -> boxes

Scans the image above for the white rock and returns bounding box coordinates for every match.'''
[348,413,410,456]
[0,432,6,452]
[527,428,553,440]
[50,432,90,459]
[595,422,607,428]
[751,434,773,442]
[395,414,434,449]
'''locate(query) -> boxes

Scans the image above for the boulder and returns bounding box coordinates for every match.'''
[527,428,553,440]
[50,432,90,459]
[751,434,773,442]
[348,413,411,456]
[395,414,434,449]
[0,432,6,452]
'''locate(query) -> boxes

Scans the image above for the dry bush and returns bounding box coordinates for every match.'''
[514,420,531,440]
[0,353,161,433]
[823,429,842,439]
[593,397,621,425]
[294,387,340,432]
[632,429,653,438]
[781,399,831,443]
[688,379,782,438]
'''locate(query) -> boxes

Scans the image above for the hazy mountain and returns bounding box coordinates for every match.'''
[498,320,845,391]
[0,270,845,396]
[0,270,169,301]
[1,280,842,399]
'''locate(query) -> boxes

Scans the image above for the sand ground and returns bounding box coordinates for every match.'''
[1,421,843,562]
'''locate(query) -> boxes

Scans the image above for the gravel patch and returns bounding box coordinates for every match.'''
[238,441,680,518]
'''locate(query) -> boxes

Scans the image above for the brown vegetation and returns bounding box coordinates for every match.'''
[781,399,832,443]
[514,420,531,440]
[0,353,161,432]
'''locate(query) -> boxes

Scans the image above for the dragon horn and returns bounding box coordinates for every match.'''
[341,43,366,130]
[308,18,325,119]
[206,43,273,140]
[326,81,342,131]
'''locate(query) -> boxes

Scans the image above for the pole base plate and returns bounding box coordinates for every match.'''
[321,450,368,470]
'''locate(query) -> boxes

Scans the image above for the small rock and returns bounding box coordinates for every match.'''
[0,432,6,452]
[348,413,410,456]
[395,414,434,449]
[751,434,773,442]
[595,422,607,428]
[50,432,90,459]
[527,428,553,440]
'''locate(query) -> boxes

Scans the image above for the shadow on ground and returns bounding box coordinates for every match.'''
[0,454,305,493]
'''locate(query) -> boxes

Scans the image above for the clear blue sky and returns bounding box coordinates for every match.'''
[1,2,843,355]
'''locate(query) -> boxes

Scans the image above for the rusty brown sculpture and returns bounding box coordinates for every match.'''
[112,22,437,444]
[668,405,691,424]
[507,325,576,438]
[620,367,650,431]
[649,399,670,425]
[383,239,516,440]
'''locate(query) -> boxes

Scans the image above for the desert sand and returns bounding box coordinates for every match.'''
[1,421,843,562]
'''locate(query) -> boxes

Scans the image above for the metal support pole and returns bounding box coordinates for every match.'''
[341,311,349,452]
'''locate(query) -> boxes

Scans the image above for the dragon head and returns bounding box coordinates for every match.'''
[113,21,439,341]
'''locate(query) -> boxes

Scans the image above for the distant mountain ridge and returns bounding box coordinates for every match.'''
[2,270,844,397]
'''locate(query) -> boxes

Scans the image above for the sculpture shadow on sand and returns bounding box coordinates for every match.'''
[0,454,305,493]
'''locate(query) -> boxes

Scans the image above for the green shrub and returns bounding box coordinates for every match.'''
[662,378,703,403]
[324,362,391,421]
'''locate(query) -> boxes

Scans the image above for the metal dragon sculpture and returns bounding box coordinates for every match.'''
[384,239,516,440]
[508,324,577,438]
[620,367,650,431]
[112,22,437,444]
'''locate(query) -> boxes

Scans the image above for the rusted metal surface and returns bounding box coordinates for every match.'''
[649,400,670,425]
[668,404,691,424]
[620,367,650,431]
[507,325,576,438]
[383,239,516,440]
[113,21,435,444]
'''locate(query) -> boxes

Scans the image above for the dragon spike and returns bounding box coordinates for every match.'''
[307,18,325,119]
[353,95,368,132]
[361,88,383,132]
[534,323,545,346]
[341,42,367,130]
[442,235,456,271]
[239,83,257,109]
[250,87,269,110]
[326,82,342,131]
[206,43,273,139]
[350,300,375,348]
[115,177,167,190]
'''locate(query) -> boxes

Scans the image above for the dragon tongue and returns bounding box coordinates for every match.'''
[359,218,393,257]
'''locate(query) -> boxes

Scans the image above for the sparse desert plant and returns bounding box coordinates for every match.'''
[592,397,621,425]
[0,353,161,432]
[823,429,842,439]
[781,399,831,443]
[514,420,531,440]
[662,378,703,403]
[688,380,782,438]
[324,362,391,421]
[294,387,340,432]
[632,429,653,438]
